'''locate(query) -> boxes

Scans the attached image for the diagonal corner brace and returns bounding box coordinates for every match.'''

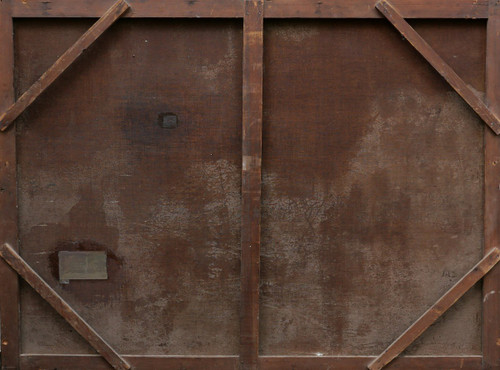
[0,243,131,370]
[367,247,500,370]
[0,0,130,132]
[376,0,500,135]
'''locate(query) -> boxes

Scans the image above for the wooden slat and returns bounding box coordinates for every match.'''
[265,0,488,19]
[12,0,243,18]
[10,0,487,18]
[0,0,129,131]
[240,1,263,369]
[20,355,239,370]
[0,1,19,368]
[376,0,500,135]
[483,1,500,367]
[0,243,131,370]
[368,247,500,370]
[18,354,482,370]
[260,356,483,369]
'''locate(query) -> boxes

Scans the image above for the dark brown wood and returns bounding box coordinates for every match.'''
[12,0,243,18]
[0,0,129,131]
[0,243,131,370]
[483,1,500,368]
[17,354,482,370]
[368,247,500,370]
[20,355,239,370]
[240,1,263,369]
[9,0,488,19]
[376,0,500,135]
[6,4,489,368]
[0,0,19,368]
[266,0,488,19]
[260,356,482,369]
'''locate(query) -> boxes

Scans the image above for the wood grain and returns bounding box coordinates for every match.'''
[368,247,500,370]
[483,1,500,368]
[240,1,263,369]
[376,0,500,135]
[0,243,131,370]
[0,0,19,368]
[20,355,239,370]
[0,0,129,131]
[260,356,482,369]
[266,0,488,18]
[12,0,243,18]
[10,0,487,18]
[18,354,482,370]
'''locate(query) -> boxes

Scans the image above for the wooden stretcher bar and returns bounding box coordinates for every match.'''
[10,0,488,19]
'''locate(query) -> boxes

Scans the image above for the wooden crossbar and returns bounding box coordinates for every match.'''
[0,0,129,131]
[0,243,131,370]
[367,247,500,370]
[376,0,500,135]
[483,2,500,366]
[240,1,264,369]
[9,0,489,19]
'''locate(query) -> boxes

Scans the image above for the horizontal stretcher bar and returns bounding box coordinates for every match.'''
[11,0,488,19]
